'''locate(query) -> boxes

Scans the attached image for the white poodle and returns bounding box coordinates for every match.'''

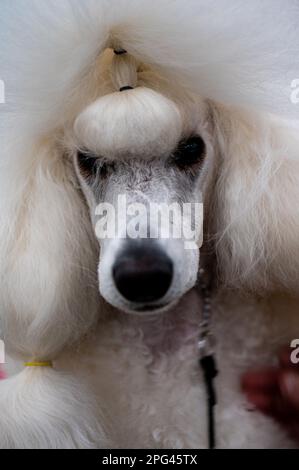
[0,0,299,449]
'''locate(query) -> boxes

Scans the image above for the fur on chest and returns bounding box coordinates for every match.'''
[58,291,299,448]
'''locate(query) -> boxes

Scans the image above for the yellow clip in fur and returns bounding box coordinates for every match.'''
[24,361,53,367]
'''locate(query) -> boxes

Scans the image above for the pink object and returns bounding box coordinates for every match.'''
[0,366,6,380]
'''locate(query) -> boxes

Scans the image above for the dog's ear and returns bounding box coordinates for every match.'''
[0,138,106,447]
[0,138,100,356]
[209,102,299,294]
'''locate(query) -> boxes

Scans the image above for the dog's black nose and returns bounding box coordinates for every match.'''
[112,242,173,303]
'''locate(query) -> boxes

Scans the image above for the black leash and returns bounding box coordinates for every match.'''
[199,353,218,449]
[197,267,218,449]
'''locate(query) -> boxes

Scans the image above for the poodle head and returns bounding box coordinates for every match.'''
[65,48,299,314]
[69,50,216,313]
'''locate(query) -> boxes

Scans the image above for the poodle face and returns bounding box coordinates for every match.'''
[73,102,215,314]
[69,58,216,313]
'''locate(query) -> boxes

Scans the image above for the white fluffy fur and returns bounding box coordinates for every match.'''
[74,87,182,159]
[0,0,299,449]
[0,367,108,448]
[55,290,299,449]
[212,105,299,291]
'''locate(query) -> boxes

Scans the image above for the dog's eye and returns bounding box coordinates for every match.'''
[77,151,98,178]
[173,136,206,170]
[77,151,113,179]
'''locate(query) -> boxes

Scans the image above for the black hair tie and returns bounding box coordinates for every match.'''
[119,86,134,92]
[114,48,127,55]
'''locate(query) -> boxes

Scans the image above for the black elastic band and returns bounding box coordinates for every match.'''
[114,48,127,55]
[119,86,133,92]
